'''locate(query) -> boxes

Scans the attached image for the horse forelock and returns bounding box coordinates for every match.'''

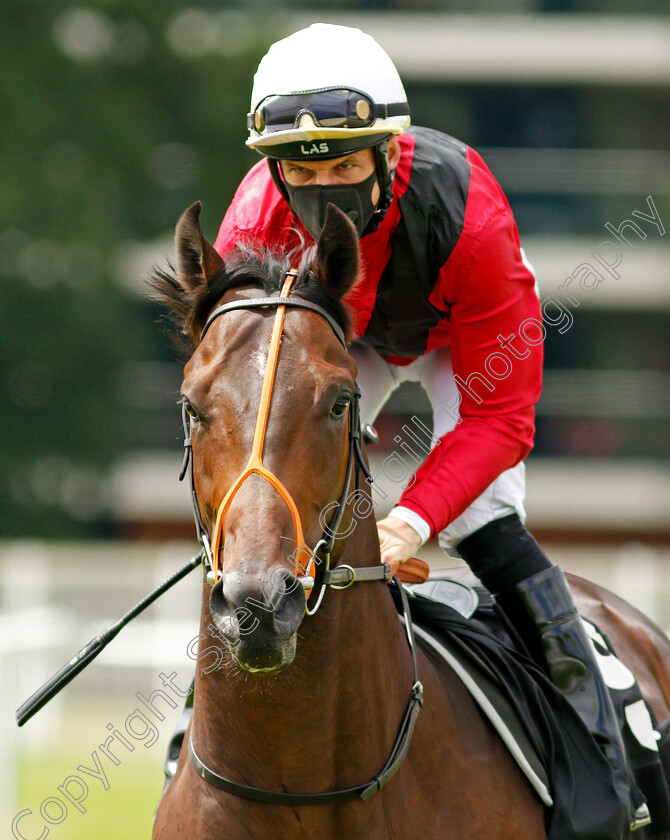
[149,240,354,352]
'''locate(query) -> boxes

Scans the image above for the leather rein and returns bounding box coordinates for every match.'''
[180,270,424,804]
[189,579,422,805]
[180,270,393,604]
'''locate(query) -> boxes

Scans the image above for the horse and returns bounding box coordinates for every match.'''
[149,201,670,840]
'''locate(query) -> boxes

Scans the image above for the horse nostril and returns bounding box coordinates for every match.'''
[209,577,239,640]
[272,571,306,634]
[209,568,306,641]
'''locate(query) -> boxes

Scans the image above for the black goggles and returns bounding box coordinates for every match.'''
[248,88,409,134]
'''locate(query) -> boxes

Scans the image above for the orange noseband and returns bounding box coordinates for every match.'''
[209,271,313,584]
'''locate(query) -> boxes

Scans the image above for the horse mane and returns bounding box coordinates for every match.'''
[148,239,354,352]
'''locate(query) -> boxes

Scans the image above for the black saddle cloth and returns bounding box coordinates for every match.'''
[391,579,670,840]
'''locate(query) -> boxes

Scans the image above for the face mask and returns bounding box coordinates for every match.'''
[282,168,378,240]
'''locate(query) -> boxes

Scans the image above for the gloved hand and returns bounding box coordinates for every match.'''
[376,516,422,567]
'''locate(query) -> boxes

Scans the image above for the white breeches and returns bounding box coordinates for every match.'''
[351,342,527,556]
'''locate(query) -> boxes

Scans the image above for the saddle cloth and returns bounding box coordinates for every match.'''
[395,569,670,840]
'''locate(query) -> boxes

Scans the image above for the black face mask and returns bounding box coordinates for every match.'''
[282,168,378,240]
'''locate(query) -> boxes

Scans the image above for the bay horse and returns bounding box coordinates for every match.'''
[150,202,670,840]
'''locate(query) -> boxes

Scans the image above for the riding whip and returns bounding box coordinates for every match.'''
[15,551,203,727]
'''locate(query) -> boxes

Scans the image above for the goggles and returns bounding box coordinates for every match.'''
[248,87,409,134]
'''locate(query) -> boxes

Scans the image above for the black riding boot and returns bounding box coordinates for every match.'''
[496,564,647,829]
[496,566,624,761]
[457,517,629,775]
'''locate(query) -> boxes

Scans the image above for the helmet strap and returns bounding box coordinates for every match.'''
[361,139,393,237]
[267,158,291,205]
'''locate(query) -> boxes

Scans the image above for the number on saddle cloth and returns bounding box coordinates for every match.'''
[404,576,670,837]
[581,618,670,834]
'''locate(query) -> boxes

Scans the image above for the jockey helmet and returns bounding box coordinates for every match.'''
[246,23,410,160]
[245,24,411,238]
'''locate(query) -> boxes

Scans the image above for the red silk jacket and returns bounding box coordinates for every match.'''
[214,127,543,538]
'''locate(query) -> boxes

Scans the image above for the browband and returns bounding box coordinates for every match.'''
[201,295,347,347]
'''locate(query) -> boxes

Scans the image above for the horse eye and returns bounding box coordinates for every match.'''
[181,397,199,420]
[330,395,351,419]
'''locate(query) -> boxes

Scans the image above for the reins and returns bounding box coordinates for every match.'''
[182,269,425,805]
[189,580,423,805]
[181,270,398,613]
[17,269,426,806]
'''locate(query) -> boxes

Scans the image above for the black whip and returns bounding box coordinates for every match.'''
[16,551,203,727]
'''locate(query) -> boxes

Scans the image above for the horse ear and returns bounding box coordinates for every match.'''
[314,204,360,299]
[175,201,223,288]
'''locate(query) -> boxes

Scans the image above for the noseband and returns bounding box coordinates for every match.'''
[180,268,424,805]
[180,270,393,610]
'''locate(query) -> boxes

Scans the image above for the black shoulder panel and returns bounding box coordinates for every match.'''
[363,126,471,358]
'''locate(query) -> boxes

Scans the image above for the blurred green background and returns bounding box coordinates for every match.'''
[1,0,668,540]
[0,0,260,539]
[2,1,669,838]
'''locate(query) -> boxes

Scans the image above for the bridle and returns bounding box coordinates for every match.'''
[180,270,394,609]
[180,269,423,804]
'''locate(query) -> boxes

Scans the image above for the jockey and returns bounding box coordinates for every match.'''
[211,22,636,819]
[162,22,638,825]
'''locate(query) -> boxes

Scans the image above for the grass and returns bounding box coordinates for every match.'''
[19,753,161,839]
[15,708,171,840]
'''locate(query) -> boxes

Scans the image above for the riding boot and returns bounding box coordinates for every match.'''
[496,564,648,829]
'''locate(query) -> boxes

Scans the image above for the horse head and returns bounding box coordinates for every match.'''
[149,204,566,840]
[157,202,361,673]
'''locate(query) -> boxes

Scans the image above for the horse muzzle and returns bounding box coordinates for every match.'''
[209,567,306,673]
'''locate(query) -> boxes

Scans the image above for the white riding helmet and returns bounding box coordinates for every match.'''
[247,23,411,161]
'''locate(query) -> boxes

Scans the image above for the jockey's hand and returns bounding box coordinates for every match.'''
[377,516,422,567]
